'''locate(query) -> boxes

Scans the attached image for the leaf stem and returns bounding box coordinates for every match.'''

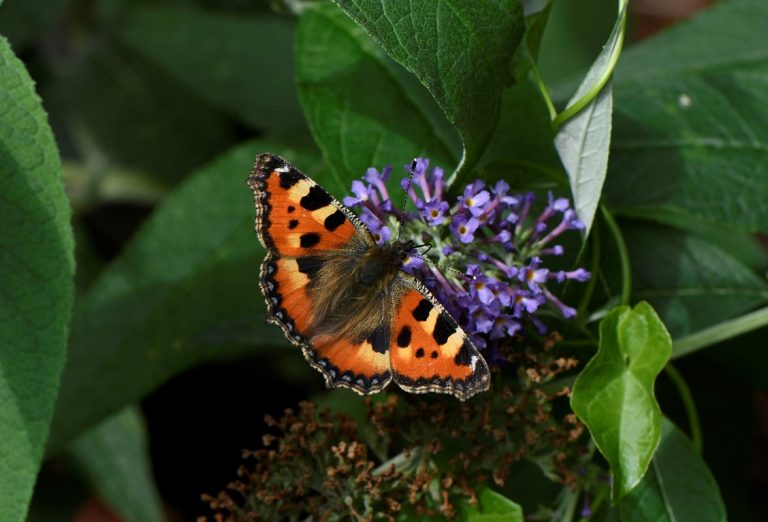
[600,206,631,306]
[576,225,601,326]
[663,364,703,455]
[672,306,768,358]
[531,64,558,121]
[551,0,628,132]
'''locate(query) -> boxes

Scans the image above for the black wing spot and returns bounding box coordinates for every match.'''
[412,299,433,322]
[296,256,323,279]
[430,350,438,359]
[433,315,456,345]
[287,205,296,213]
[415,347,425,358]
[278,170,302,189]
[300,185,332,210]
[288,219,299,230]
[299,232,321,248]
[324,210,346,232]
[454,341,473,366]
[367,324,390,354]
[396,326,412,348]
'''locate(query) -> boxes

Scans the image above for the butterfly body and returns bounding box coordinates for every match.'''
[248,153,490,400]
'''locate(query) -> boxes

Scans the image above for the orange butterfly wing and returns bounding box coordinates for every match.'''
[248,153,390,394]
[389,276,491,400]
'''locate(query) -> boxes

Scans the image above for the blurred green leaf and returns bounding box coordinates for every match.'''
[332,0,524,178]
[616,0,768,81]
[554,2,625,235]
[295,4,455,191]
[617,419,726,522]
[120,6,303,130]
[0,36,74,522]
[461,487,523,522]
[47,139,320,455]
[63,41,235,181]
[607,1,768,232]
[69,407,163,522]
[480,80,561,186]
[622,222,768,341]
[571,302,671,500]
[0,0,69,48]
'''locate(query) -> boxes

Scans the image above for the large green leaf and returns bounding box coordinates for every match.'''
[0,36,74,521]
[47,139,320,455]
[571,302,672,500]
[119,6,303,130]
[623,222,768,341]
[618,419,726,522]
[332,0,524,178]
[295,3,455,188]
[607,0,768,232]
[69,407,163,522]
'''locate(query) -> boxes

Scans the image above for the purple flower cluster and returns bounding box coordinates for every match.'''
[343,159,590,356]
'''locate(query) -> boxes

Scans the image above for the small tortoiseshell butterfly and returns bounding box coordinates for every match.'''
[248,153,490,400]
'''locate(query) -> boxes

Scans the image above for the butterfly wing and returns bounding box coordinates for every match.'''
[389,274,491,401]
[248,153,389,394]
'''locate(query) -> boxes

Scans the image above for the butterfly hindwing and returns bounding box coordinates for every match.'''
[389,275,490,401]
[306,326,393,394]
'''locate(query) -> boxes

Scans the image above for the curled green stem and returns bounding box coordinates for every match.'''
[664,364,703,455]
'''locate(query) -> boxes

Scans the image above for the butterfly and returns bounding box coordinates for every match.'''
[247,153,490,400]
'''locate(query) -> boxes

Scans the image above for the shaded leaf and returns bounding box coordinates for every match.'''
[69,407,163,522]
[554,1,625,234]
[332,0,524,177]
[622,222,768,342]
[618,418,726,522]
[0,36,74,522]
[63,41,235,181]
[295,4,455,189]
[607,1,768,232]
[120,6,303,130]
[571,302,672,500]
[47,139,320,454]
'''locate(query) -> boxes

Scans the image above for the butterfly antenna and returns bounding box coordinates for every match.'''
[398,159,419,240]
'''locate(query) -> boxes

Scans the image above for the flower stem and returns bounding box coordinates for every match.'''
[600,205,631,306]
[531,64,557,122]
[672,306,768,358]
[664,364,703,455]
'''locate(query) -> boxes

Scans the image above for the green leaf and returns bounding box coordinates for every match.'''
[332,0,525,178]
[618,418,726,522]
[0,36,74,521]
[47,139,320,455]
[571,302,672,500]
[461,487,523,522]
[69,407,163,522]
[295,4,455,188]
[554,1,626,235]
[119,6,303,130]
[607,1,768,232]
[622,222,768,341]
